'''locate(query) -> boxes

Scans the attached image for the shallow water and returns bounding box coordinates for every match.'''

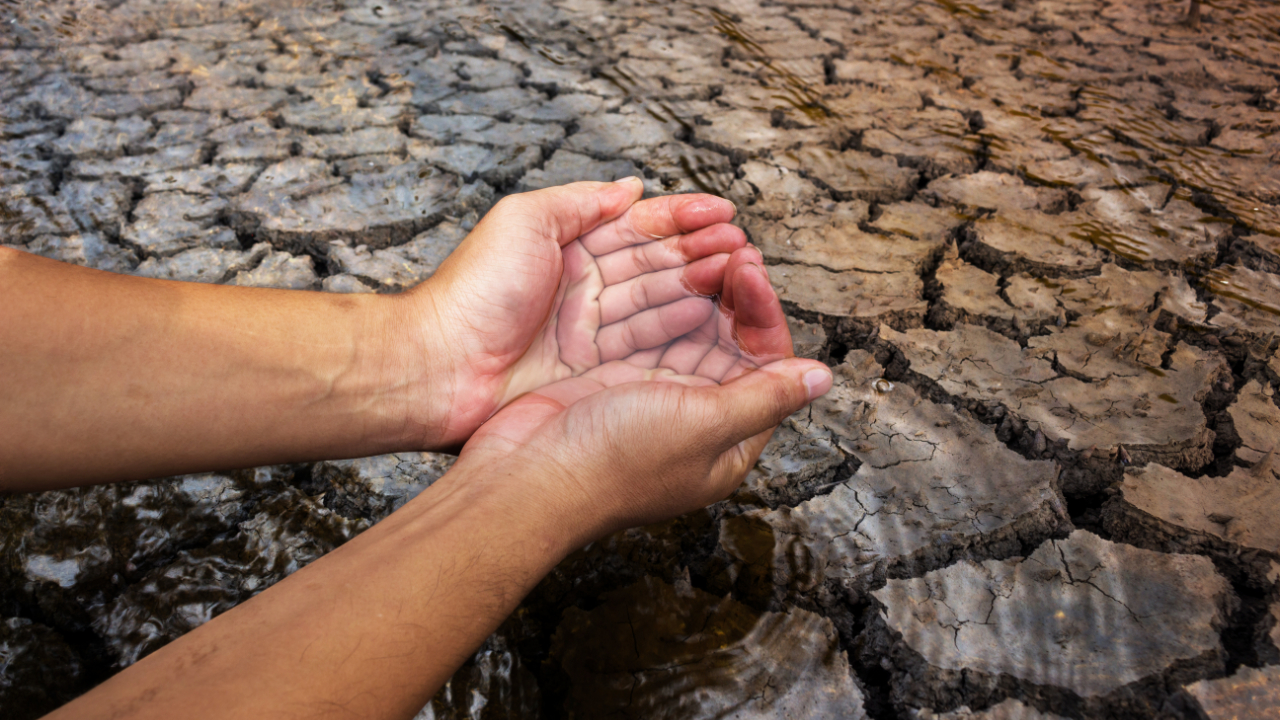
[3,0,1280,718]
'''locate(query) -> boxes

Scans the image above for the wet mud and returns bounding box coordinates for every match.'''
[2,0,1279,717]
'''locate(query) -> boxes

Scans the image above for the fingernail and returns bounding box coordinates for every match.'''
[613,176,642,185]
[803,367,833,400]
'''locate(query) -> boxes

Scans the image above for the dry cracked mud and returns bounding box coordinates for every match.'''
[2,0,1280,718]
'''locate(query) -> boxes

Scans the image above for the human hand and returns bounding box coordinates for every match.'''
[450,259,833,540]
[400,179,753,448]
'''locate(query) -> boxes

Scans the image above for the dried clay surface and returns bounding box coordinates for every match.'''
[861,530,1235,717]
[1103,462,1280,586]
[721,350,1067,602]
[3,0,1280,717]
[1180,664,1280,720]
[912,699,1071,720]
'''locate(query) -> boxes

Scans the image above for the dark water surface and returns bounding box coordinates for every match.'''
[2,0,1280,718]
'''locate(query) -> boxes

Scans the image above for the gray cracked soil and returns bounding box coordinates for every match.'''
[2,0,1279,718]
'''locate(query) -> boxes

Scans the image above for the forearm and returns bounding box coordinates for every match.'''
[44,462,577,720]
[0,248,442,491]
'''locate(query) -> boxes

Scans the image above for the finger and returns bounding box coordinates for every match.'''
[702,358,833,448]
[578,193,737,255]
[731,262,794,362]
[481,177,644,248]
[708,425,778,495]
[597,297,715,362]
[555,240,605,373]
[596,223,746,286]
[598,254,730,325]
[719,245,764,313]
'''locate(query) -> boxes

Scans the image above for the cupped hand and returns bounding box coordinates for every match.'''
[451,259,833,539]
[405,179,754,447]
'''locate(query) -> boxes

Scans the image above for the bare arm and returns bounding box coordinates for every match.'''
[43,461,576,720]
[43,273,830,720]
[0,247,434,491]
[0,179,743,493]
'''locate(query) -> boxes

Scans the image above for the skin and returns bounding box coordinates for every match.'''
[0,178,764,490]
[1,179,833,719]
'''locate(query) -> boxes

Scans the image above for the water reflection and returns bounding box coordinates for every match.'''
[2,0,1279,716]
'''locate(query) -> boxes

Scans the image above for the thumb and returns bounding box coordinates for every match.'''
[488,177,645,247]
[704,358,833,448]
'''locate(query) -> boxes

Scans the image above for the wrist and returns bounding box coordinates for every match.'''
[355,285,457,452]
[403,457,590,564]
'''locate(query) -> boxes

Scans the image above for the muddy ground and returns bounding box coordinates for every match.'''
[1,0,1279,717]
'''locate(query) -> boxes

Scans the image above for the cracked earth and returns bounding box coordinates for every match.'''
[2,0,1279,717]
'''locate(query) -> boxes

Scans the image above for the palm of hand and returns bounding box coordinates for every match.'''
[460,236,802,530]
[501,218,777,401]
[421,183,796,449]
